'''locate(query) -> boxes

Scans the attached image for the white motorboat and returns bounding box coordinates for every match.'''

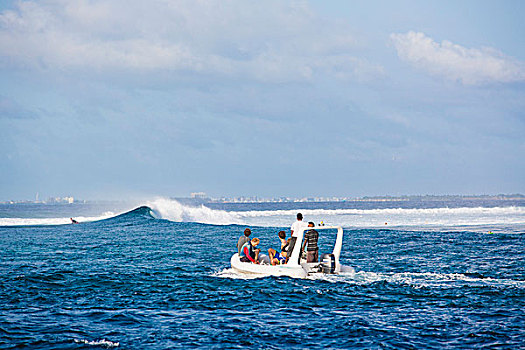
[231,225,349,278]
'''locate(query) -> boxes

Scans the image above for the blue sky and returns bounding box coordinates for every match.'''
[0,0,524,201]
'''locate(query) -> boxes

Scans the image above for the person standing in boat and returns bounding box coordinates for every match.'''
[291,213,308,237]
[302,222,319,263]
[286,213,308,264]
[239,238,260,264]
[237,228,251,255]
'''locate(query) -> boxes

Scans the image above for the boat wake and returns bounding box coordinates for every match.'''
[213,267,525,289]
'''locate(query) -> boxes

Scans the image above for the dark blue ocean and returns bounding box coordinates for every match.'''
[0,199,524,349]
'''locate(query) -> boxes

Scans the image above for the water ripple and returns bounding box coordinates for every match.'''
[0,215,523,349]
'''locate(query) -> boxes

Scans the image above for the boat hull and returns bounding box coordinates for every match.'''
[230,254,308,278]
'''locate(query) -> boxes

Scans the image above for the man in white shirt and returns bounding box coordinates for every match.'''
[291,213,308,237]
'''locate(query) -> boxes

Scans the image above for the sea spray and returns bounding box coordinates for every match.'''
[146,197,242,225]
[2,199,525,229]
[143,198,525,228]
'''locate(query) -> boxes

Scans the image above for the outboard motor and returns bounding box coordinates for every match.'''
[320,253,336,274]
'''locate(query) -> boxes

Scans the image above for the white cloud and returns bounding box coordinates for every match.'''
[0,0,383,83]
[390,31,525,85]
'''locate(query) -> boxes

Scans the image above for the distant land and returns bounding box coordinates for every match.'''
[173,193,525,205]
[2,193,524,205]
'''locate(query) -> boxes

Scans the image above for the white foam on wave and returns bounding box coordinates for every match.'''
[145,198,525,228]
[237,206,525,217]
[232,206,525,228]
[74,338,119,347]
[0,212,115,227]
[147,198,243,225]
[4,198,524,229]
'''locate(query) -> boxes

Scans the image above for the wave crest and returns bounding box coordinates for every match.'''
[140,199,525,229]
[0,212,115,227]
[147,198,242,225]
[2,199,524,228]
[74,339,119,347]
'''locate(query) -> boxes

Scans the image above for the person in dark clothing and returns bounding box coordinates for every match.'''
[268,230,289,265]
[302,222,319,263]
[237,228,251,255]
[239,238,260,263]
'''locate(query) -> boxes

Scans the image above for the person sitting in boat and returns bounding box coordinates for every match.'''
[239,237,261,264]
[237,228,251,255]
[302,222,319,263]
[268,231,290,265]
[291,213,308,237]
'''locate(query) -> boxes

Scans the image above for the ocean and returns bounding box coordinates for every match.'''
[0,198,524,349]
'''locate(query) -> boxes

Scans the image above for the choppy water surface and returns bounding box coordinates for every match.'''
[0,202,524,349]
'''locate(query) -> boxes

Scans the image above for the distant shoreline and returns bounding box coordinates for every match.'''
[2,193,524,205]
[174,194,525,205]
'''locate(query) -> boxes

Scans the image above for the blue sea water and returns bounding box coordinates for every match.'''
[0,199,524,349]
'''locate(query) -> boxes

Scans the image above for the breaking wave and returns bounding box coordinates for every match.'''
[0,212,115,226]
[147,198,525,229]
[147,198,241,225]
[2,198,524,229]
